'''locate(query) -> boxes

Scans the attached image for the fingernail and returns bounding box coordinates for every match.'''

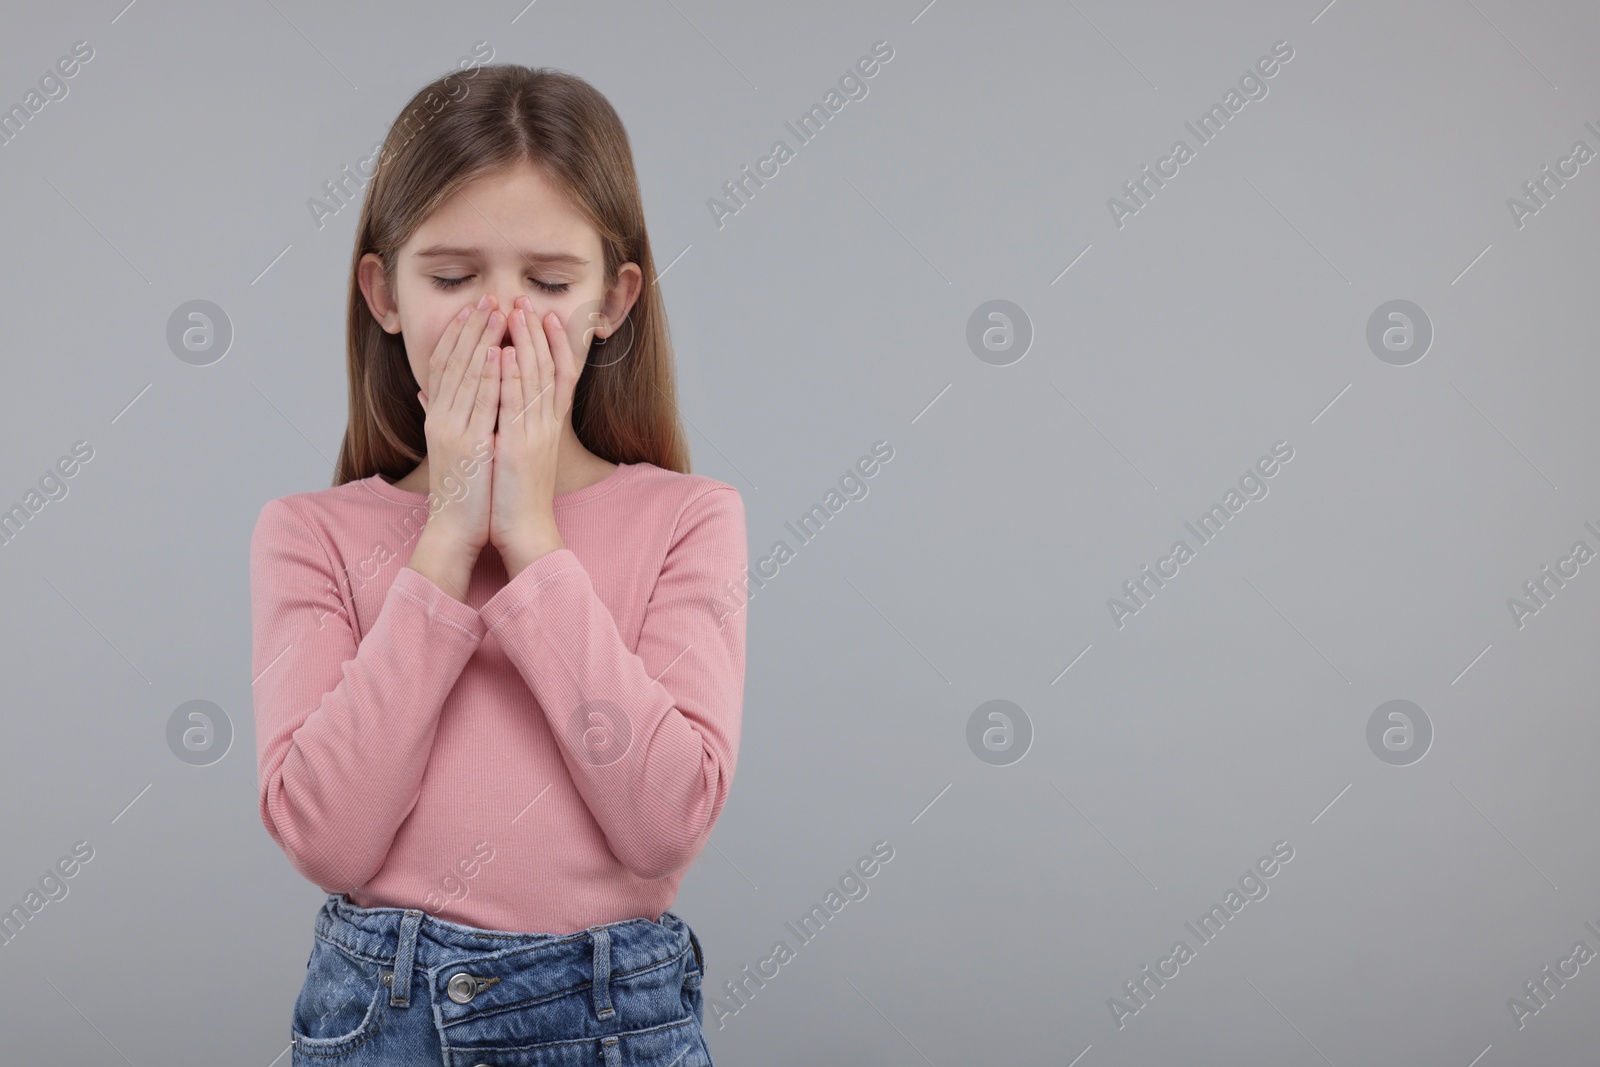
[457,305,472,321]
[476,293,491,310]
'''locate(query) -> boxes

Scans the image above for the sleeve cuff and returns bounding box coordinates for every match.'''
[393,564,488,641]
[480,548,584,634]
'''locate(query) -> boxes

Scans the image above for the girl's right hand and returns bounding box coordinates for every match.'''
[419,297,504,554]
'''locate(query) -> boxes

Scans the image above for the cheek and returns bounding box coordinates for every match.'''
[405,315,461,386]
[564,310,602,361]
[561,297,607,346]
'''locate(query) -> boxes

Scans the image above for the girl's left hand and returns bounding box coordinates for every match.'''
[489,296,578,575]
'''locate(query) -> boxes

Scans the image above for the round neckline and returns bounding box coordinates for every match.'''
[361,462,636,508]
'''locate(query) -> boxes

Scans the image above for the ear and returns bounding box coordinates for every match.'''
[596,262,644,341]
[357,252,402,336]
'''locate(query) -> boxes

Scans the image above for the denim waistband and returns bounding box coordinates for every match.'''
[312,893,701,1024]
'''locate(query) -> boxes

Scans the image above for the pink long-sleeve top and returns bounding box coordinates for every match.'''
[248,461,747,934]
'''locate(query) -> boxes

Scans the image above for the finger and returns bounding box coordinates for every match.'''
[430,302,477,406]
[481,298,507,351]
[508,303,540,425]
[508,302,547,428]
[518,306,550,422]
[532,310,557,426]
[508,306,538,426]
[544,309,577,422]
[509,304,537,364]
[469,343,502,444]
[441,300,498,412]
[447,308,504,416]
[448,331,493,441]
[499,345,524,433]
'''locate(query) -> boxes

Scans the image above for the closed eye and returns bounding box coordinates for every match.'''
[432,275,570,294]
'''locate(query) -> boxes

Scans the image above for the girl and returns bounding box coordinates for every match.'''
[249,64,746,1065]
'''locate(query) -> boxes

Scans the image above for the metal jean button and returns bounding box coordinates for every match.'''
[447,971,500,1004]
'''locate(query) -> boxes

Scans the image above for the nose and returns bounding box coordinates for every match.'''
[486,293,524,345]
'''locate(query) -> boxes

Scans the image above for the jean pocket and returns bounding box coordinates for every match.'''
[290,937,387,1058]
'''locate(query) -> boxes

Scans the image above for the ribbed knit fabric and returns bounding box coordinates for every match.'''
[248,461,747,934]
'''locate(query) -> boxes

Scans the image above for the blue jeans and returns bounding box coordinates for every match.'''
[289,894,714,1066]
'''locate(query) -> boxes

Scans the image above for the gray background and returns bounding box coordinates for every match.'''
[1,0,1597,1063]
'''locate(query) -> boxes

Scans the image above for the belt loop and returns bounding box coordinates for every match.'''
[589,925,616,1020]
[688,927,705,972]
[390,909,424,1008]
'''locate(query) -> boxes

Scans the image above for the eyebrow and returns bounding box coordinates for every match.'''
[411,244,589,267]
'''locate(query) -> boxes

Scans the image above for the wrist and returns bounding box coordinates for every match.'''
[416,525,482,577]
[406,530,478,604]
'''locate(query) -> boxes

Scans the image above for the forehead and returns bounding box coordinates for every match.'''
[405,159,598,262]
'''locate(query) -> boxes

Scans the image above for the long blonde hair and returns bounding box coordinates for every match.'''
[332,64,689,487]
